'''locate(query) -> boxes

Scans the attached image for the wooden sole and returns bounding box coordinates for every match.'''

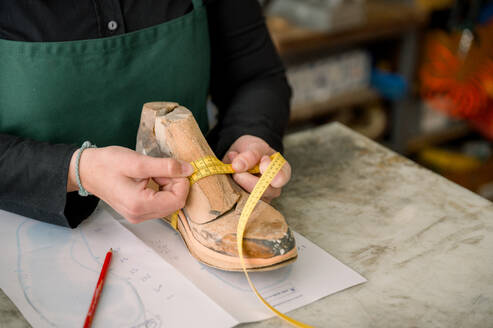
[164,211,298,272]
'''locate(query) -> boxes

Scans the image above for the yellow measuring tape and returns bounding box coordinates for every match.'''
[169,155,263,229]
[189,155,262,185]
[171,153,313,328]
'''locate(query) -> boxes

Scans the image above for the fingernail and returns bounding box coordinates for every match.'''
[259,158,270,174]
[180,161,194,176]
[270,174,283,188]
[233,159,246,171]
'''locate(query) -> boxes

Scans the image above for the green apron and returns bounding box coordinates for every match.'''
[0,0,209,149]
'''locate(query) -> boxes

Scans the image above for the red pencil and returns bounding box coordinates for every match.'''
[83,248,113,328]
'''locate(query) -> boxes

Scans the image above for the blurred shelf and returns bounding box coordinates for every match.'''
[406,123,472,153]
[289,88,380,123]
[416,0,454,12]
[268,1,428,59]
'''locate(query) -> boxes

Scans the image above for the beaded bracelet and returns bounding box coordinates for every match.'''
[76,141,97,197]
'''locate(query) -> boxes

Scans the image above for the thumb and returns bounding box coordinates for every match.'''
[128,156,194,179]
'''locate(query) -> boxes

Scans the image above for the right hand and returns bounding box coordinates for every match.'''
[67,146,193,223]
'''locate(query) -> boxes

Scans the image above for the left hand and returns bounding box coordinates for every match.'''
[222,135,292,202]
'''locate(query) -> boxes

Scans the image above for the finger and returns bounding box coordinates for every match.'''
[159,177,186,192]
[232,172,258,193]
[259,155,292,188]
[231,172,282,200]
[232,149,262,172]
[129,178,190,222]
[223,151,239,164]
[153,177,172,186]
[259,155,271,173]
[259,186,282,203]
[261,186,282,201]
[153,181,189,218]
[127,155,194,179]
[107,178,154,223]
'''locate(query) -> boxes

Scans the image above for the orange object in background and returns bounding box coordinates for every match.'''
[420,21,493,139]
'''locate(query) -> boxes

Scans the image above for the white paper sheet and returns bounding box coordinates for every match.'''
[1,204,366,327]
[0,207,236,328]
[111,206,367,323]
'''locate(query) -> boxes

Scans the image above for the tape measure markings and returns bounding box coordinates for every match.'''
[189,155,261,185]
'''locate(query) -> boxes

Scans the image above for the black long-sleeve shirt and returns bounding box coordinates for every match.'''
[0,0,291,228]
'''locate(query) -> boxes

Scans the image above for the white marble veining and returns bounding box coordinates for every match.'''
[2,123,493,327]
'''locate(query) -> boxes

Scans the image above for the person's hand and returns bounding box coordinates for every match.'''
[223,135,291,202]
[67,146,193,223]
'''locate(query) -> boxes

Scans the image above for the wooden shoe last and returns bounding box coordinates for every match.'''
[136,102,297,271]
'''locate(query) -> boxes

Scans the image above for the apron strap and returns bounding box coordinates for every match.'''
[191,0,203,9]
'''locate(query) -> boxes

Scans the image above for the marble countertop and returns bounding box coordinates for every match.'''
[2,123,493,327]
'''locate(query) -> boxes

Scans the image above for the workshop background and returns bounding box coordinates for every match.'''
[260,0,493,201]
